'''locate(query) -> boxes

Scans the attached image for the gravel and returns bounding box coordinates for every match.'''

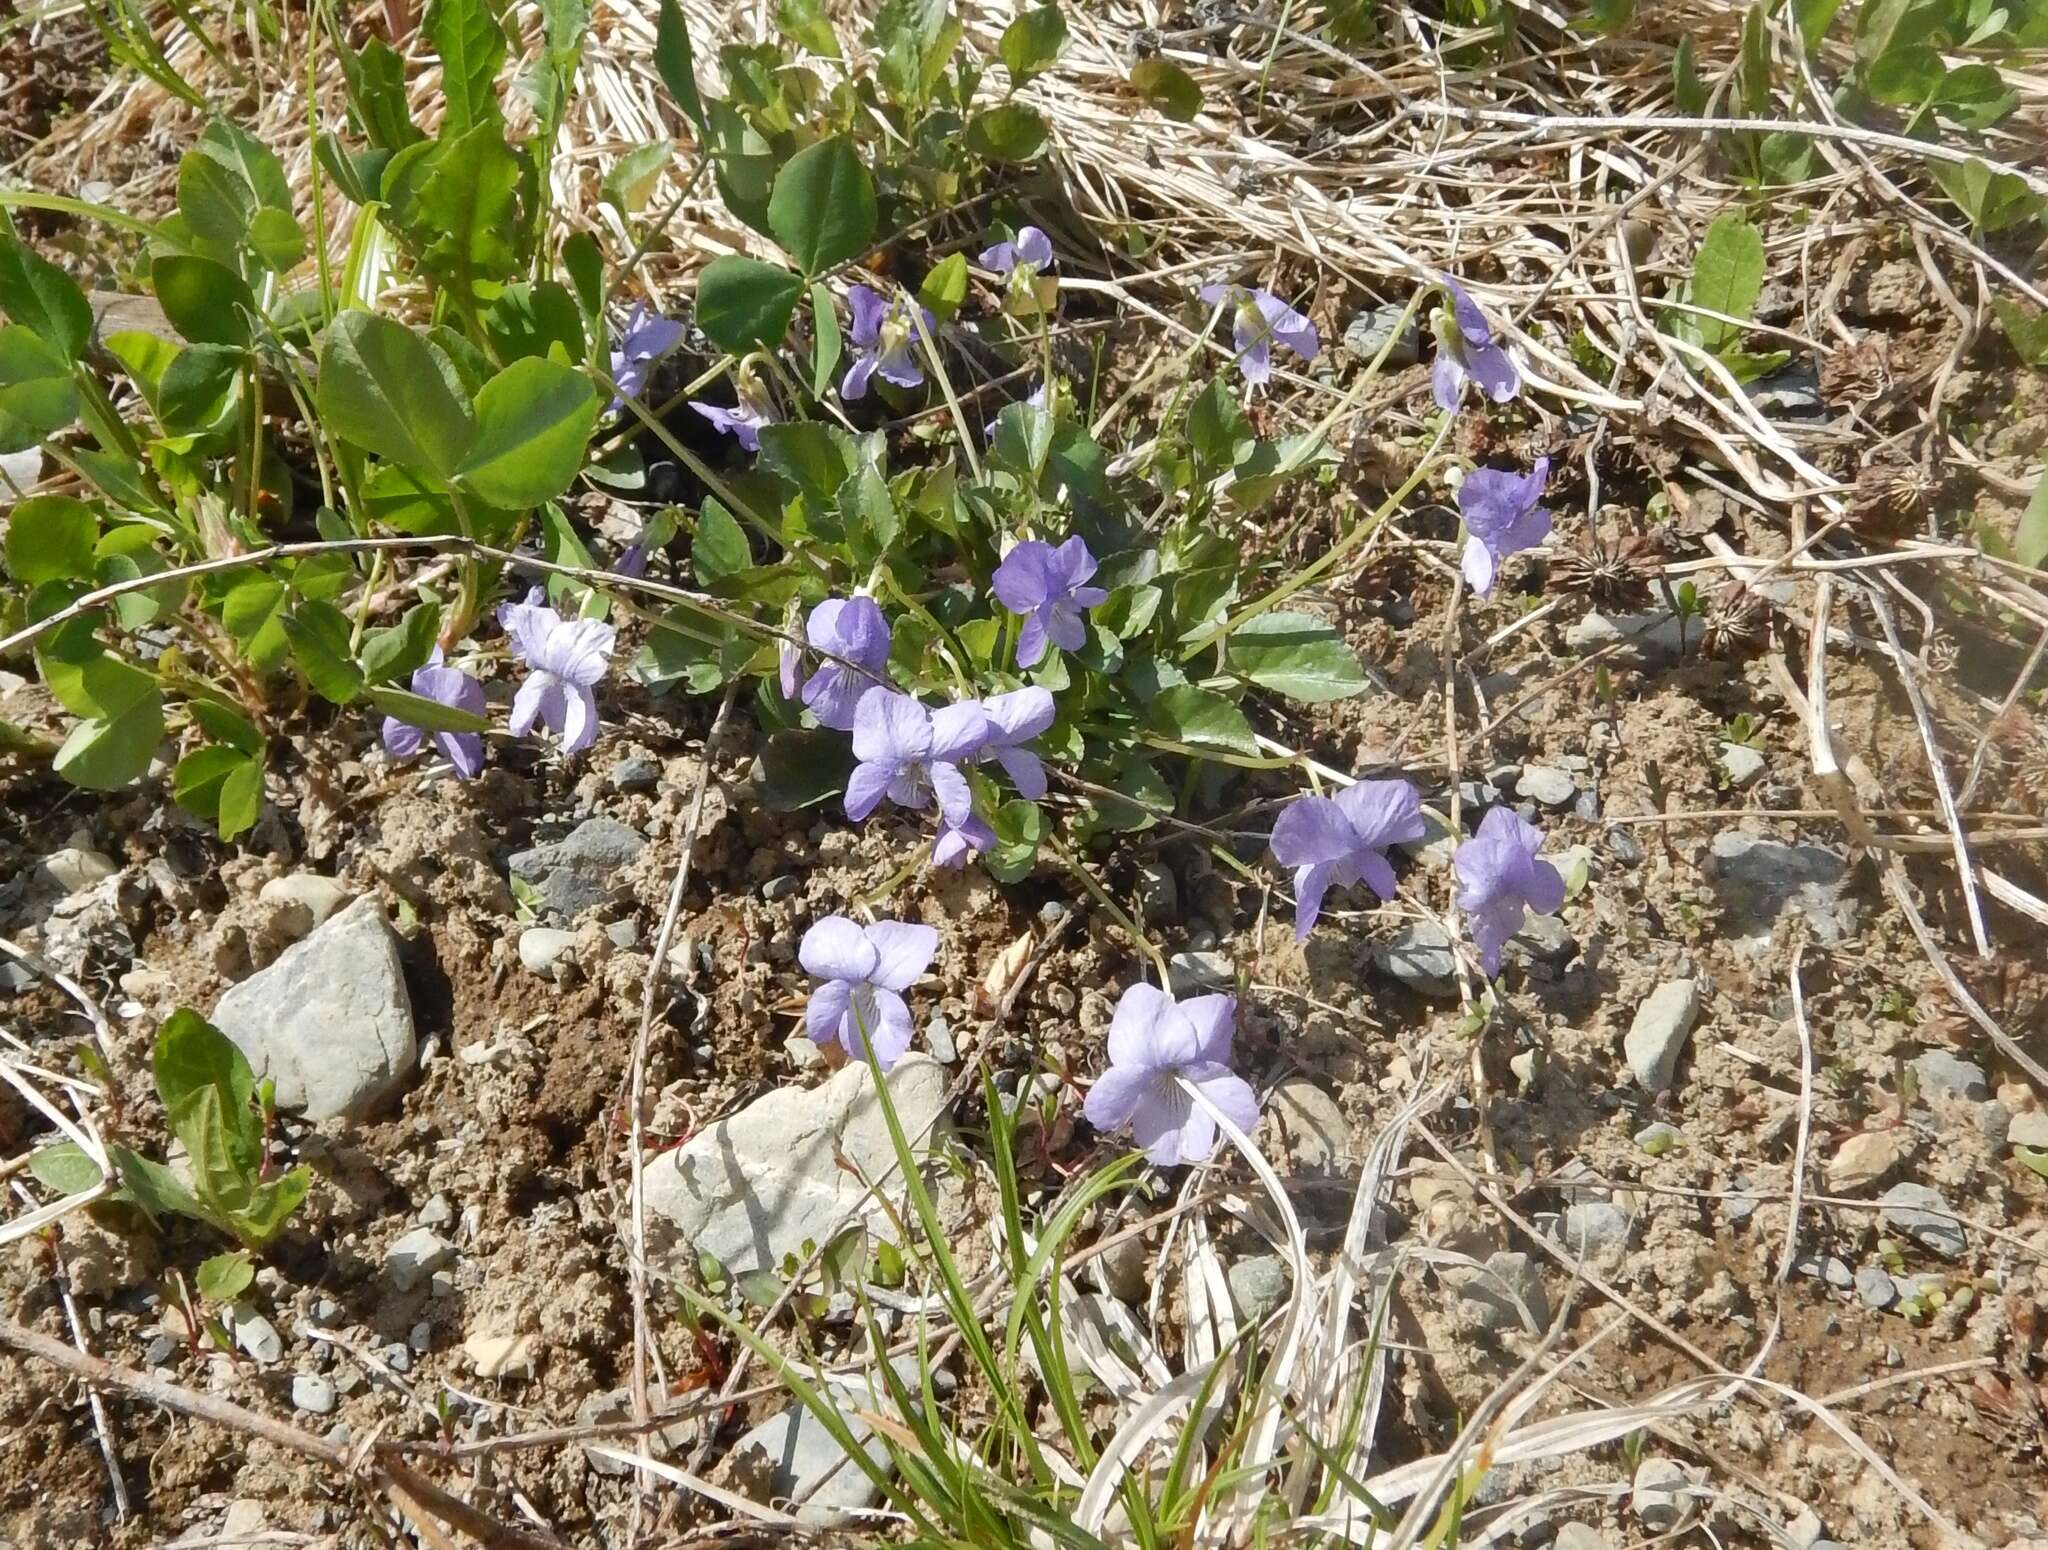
[292,1374,338,1414]
[386,1229,456,1293]
[1514,765,1578,807]
[1624,979,1701,1092]
[1705,832,1858,944]
[1226,1255,1288,1322]
[1374,921,1459,999]
[508,816,646,923]
[1879,1182,1966,1259]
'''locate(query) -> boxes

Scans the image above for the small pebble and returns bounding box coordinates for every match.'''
[1911,1050,1989,1102]
[2006,1109,2048,1150]
[1515,765,1577,807]
[606,919,642,951]
[1038,901,1068,925]
[925,1014,958,1065]
[408,1321,433,1353]
[143,1334,176,1367]
[609,756,661,792]
[517,927,578,976]
[1791,1253,1854,1290]
[1634,1122,1681,1157]
[292,1374,338,1415]
[1607,827,1645,865]
[761,874,801,901]
[382,1342,413,1373]
[418,1193,455,1229]
[386,1229,455,1293]
[1855,1265,1898,1310]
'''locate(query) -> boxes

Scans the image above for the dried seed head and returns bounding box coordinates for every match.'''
[1551,524,1658,609]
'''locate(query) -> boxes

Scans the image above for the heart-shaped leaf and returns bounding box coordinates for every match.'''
[457,356,599,508]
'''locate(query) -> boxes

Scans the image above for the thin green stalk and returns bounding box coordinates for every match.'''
[909,301,985,486]
[1048,836,1167,981]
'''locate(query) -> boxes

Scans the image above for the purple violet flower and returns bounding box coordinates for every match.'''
[610,303,685,412]
[498,588,615,755]
[846,690,990,827]
[979,226,1055,277]
[1432,278,1520,412]
[799,914,938,1069]
[972,686,1056,799]
[842,285,934,401]
[1082,984,1260,1167]
[797,597,892,731]
[688,367,777,452]
[932,814,997,869]
[1196,283,1319,386]
[1454,807,1565,977]
[381,649,486,779]
[1269,779,1425,940]
[1458,456,1552,595]
[992,536,1109,668]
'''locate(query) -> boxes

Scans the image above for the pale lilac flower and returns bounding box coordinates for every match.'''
[499,588,615,755]
[798,597,892,731]
[1082,984,1259,1167]
[979,226,1054,278]
[846,690,989,827]
[800,914,938,1069]
[610,303,685,411]
[1454,807,1564,977]
[615,541,649,579]
[688,367,776,452]
[971,687,1056,799]
[1458,456,1552,595]
[381,650,486,779]
[1270,779,1425,940]
[992,537,1108,668]
[1431,278,1520,412]
[842,285,933,401]
[1196,283,1319,386]
[932,814,996,869]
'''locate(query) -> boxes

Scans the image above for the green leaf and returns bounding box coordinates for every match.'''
[215,756,264,842]
[425,0,507,135]
[411,122,523,304]
[154,1008,258,1153]
[5,495,99,583]
[151,255,256,349]
[602,138,674,215]
[1994,298,2048,368]
[220,573,289,668]
[361,603,442,684]
[1080,757,1171,834]
[1688,211,1765,356]
[654,0,707,136]
[190,698,263,755]
[1225,610,1370,702]
[776,0,841,55]
[226,1165,310,1248]
[1930,155,2043,232]
[1738,0,1771,115]
[696,256,803,353]
[691,498,752,582]
[562,231,604,324]
[157,343,244,434]
[2016,471,2048,570]
[54,693,164,791]
[767,137,877,276]
[1186,376,1253,468]
[0,231,92,360]
[456,357,599,509]
[284,601,364,704]
[1579,0,1634,34]
[1000,4,1067,80]
[1673,34,1708,114]
[28,1141,104,1195]
[634,610,751,692]
[339,36,422,150]
[990,402,1054,482]
[2016,1146,2048,1180]
[965,103,1048,161]
[364,683,491,734]
[1866,42,1943,103]
[196,1250,255,1302]
[38,623,153,718]
[1934,63,2017,129]
[837,462,899,562]
[918,253,970,321]
[758,420,858,508]
[484,280,586,365]
[0,324,79,453]
[985,798,1044,884]
[810,281,842,398]
[177,146,257,246]
[754,727,855,808]
[109,1145,208,1225]
[247,206,308,272]
[174,744,254,825]
[1794,0,1846,46]
[705,101,777,239]
[1149,684,1258,755]
[1130,58,1202,121]
[316,310,476,479]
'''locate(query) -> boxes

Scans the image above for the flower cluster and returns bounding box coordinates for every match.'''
[1431,277,1550,592]
[380,589,617,777]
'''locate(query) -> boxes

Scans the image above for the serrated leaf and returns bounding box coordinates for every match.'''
[696,256,802,353]
[767,137,876,276]
[424,0,507,135]
[1225,610,1370,702]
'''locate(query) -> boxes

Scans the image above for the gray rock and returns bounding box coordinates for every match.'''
[1095,1232,1150,1304]
[1624,979,1701,1092]
[1227,1255,1288,1322]
[144,1334,176,1367]
[292,1374,338,1414]
[1167,951,1233,993]
[229,1303,283,1364]
[1566,610,1688,666]
[924,1014,957,1065]
[508,817,646,923]
[610,755,661,792]
[761,874,801,902]
[209,896,415,1120]
[1705,832,1857,944]
[417,1193,455,1229]
[1725,1174,1761,1228]
[382,1343,413,1372]
[36,847,118,895]
[1460,1251,1548,1333]
[1341,302,1420,366]
[256,874,355,937]
[1264,1077,1352,1173]
[576,1384,697,1475]
[407,1321,433,1353]
[1791,1253,1854,1290]
[2007,1110,2048,1150]
[1375,921,1459,999]
[518,927,578,976]
[730,1403,892,1523]
[1607,827,1645,865]
[1855,1264,1898,1310]
[1515,765,1577,807]
[1553,1528,1615,1550]
[1634,1122,1682,1156]
[1631,1457,1695,1532]
[1746,360,1824,417]
[1911,1049,1989,1102]
[644,1055,951,1277]
[387,1228,455,1293]
[1719,743,1767,790]
[605,919,642,951]
[1135,862,1179,925]
[783,1033,824,1072]
[1507,913,1577,969]
[1879,1182,1965,1259]
[1561,1201,1631,1258]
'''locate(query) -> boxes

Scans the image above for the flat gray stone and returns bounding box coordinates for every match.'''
[1263,1077,1352,1173]
[1791,1253,1854,1290]
[1719,742,1767,789]
[1561,1201,1631,1258]
[644,1056,951,1278]
[1705,832,1858,944]
[1515,765,1577,807]
[609,756,661,792]
[230,1303,282,1364]
[1879,1182,1965,1259]
[1624,979,1700,1092]
[1166,951,1232,993]
[1855,1264,1898,1310]
[1459,1251,1548,1333]
[1911,1049,1988,1102]
[1227,1254,1288,1322]
[209,896,415,1120]
[508,817,646,923]
[1553,1528,1616,1550]
[256,874,355,937]
[730,1404,891,1523]
[387,1228,455,1293]
[1135,862,1179,925]
[35,847,117,894]
[292,1374,338,1414]
[1341,302,1420,366]
[1507,912,1577,969]
[1632,1457,1695,1532]
[1565,610,1688,666]
[1375,921,1458,999]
